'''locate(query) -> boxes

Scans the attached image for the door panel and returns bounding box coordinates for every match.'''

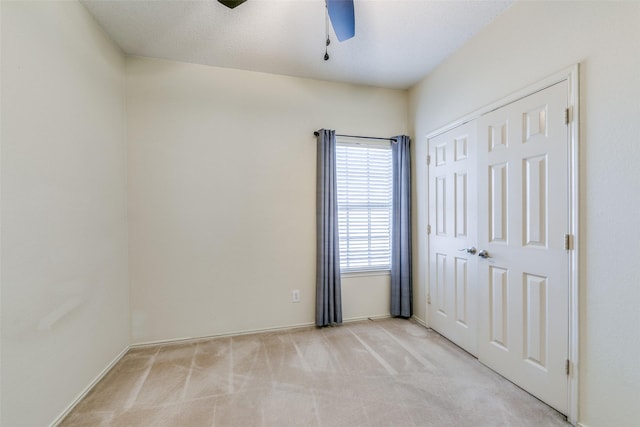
[454,257,468,325]
[523,272,547,368]
[489,265,508,350]
[489,162,508,243]
[428,121,478,356]
[523,155,547,247]
[477,81,569,413]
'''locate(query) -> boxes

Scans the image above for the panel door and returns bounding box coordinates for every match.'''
[428,121,478,356]
[476,81,569,413]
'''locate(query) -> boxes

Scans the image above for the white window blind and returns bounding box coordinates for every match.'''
[336,142,392,272]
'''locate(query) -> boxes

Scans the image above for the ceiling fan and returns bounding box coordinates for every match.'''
[217,0,355,43]
[217,0,247,9]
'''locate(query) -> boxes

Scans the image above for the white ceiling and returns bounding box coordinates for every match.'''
[81,0,512,90]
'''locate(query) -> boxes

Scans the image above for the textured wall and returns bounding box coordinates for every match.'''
[1,2,129,426]
[126,57,407,343]
[409,2,640,425]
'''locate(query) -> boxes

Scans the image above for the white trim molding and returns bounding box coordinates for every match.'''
[130,321,317,348]
[343,314,391,323]
[412,315,427,328]
[566,63,581,427]
[50,345,130,427]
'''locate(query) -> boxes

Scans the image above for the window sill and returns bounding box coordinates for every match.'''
[341,269,391,278]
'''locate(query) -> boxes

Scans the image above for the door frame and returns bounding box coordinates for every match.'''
[425,65,580,425]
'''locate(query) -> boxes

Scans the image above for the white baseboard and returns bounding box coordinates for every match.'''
[130,321,317,348]
[50,345,130,427]
[343,314,391,323]
[131,316,401,349]
[411,315,427,328]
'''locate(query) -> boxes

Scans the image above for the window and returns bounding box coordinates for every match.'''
[336,141,392,272]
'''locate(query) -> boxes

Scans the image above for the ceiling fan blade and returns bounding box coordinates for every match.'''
[326,0,355,42]
[218,0,248,9]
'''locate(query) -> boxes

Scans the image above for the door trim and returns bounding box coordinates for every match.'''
[425,65,580,425]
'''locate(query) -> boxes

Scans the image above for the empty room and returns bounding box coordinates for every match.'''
[1,1,639,426]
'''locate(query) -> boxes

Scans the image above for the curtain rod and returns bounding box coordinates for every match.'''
[313,131,397,143]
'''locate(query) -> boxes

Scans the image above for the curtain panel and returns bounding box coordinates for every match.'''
[315,129,343,326]
[391,135,412,318]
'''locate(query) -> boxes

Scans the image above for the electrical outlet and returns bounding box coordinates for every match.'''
[292,289,300,303]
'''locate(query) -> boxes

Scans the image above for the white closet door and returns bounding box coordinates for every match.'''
[428,121,478,356]
[476,80,569,413]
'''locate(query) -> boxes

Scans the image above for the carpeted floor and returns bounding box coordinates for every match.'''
[61,318,569,426]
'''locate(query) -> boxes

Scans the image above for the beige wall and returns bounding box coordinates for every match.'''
[409,2,640,426]
[0,2,129,426]
[9,1,638,425]
[126,57,407,343]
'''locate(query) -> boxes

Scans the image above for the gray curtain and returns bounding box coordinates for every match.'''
[391,135,412,318]
[316,129,342,326]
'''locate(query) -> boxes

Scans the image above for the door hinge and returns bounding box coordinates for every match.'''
[427,155,431,165]
[564,234,574,250]
[566,359,571,376]
[427,224,432,235]
[427,294,431,305]
[564,107,571,125]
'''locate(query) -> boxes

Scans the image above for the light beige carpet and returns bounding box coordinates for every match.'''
[61,318,568,426]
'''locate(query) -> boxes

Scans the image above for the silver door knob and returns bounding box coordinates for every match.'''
[459,247,477,255]
[478,250,490,259]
